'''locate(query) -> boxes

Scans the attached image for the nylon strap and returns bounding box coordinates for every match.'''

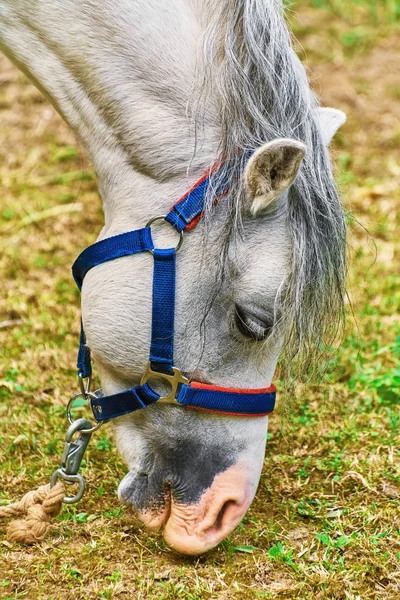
[72,227,154,289]
[91,384,159,421]
[150,249,176,374]
[72,228,154,378]
[165,165,231,231]
[91,383,276,421]
[176,384,276,416]
[77,320,92,379]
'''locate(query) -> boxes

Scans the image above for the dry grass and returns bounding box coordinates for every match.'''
[0,3,399,599]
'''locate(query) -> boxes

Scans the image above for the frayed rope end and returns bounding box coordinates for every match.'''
[0,482,65,545]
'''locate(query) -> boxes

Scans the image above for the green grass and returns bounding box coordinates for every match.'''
[310,0,400,25]
[290,0,400,63]
[0,1,400,599]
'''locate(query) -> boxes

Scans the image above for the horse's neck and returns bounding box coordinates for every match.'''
[0,0,220,221]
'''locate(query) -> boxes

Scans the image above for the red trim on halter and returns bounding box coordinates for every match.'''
[175,163,220,204]
[185,212,204,231]
[185,186,230,231]
[190,381,277,395]
[169,161,224,231]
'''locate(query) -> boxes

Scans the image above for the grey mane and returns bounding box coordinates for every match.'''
[201,0,346,376]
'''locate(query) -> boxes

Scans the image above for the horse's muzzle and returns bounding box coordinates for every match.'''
[118,461,255,555]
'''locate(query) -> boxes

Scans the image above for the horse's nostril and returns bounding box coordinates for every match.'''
[213,500,237,531]
[235,304,273,341]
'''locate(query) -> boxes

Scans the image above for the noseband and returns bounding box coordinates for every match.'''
[72,166,276,423]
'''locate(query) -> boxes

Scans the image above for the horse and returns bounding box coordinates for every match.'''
[0,0,346,555]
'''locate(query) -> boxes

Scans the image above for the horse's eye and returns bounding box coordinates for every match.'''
[234,305,274,342]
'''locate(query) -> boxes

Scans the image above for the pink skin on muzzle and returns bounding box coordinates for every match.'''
[138,462,254,555]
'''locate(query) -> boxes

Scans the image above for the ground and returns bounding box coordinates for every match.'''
[0,2,399,599]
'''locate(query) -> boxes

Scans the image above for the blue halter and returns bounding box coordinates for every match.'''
[72,166,276,421]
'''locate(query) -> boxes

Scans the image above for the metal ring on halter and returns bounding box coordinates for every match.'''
[66,392,104,433]
[146,215,184,254]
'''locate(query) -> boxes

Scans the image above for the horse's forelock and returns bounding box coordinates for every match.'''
[199,0,346,377]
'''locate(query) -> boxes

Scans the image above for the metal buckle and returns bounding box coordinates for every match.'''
[145,215,184,254]
[140,362,188,404]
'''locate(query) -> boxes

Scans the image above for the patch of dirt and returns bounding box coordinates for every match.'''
[308,34,400,174]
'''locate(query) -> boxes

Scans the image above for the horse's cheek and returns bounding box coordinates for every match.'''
[80,258,153,380]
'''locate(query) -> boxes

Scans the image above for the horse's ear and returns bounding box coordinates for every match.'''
[244,139,306,215]
[318,107,346,146]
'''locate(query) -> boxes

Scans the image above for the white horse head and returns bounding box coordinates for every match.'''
[0,0,346,554]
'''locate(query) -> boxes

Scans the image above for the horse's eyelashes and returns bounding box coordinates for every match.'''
[234,305,274,342]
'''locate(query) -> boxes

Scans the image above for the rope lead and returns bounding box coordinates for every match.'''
[0,482,65,544]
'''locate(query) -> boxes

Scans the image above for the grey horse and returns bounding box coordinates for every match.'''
[0,0,346,554]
